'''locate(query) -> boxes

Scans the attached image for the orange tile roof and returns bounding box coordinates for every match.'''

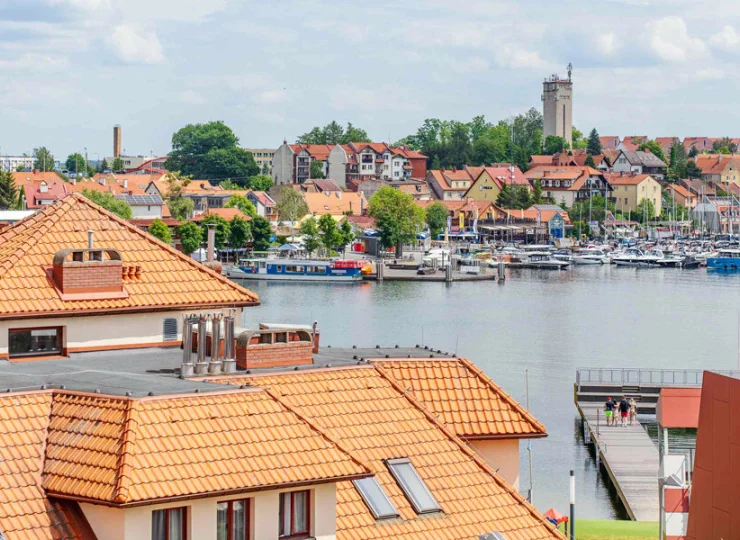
[290,144,334,161]
[0,391,88,539]
[371,358,546,439]
[304,191,366,216]
[668,184,692,198]
[42,390,369,505]
[11,171,64,186]
[206,366,562,539]
[604,173,654,186]
[192,207,252,222]
[0,193,258,319]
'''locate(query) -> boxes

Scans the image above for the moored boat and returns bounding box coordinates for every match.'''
[226,258,366,281]
[707,249,740,271]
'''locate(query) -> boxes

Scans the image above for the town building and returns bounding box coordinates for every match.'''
[599,136,621,151]
[245,148,275,174]
[620,136,648,151]
[271,142,332,185]
[427,168,477,201]
[327,143,427,188]
[666,184,697,210]
[542,65,573,147]
[604,172,662,217]
[123,156,168,174]
[680,178,716,198]
[611,150,668,180]
[683,137,714,153]
[246,190,278,221]
[1,154,34,171]
[115,193,165,219]
[303,191,366,217]
[693,154,740,187]
[104,155,159,171]
[463,165,530,202]
[22,179,69,209]
[655,137,680,157]
[297,178,343,194]
[524,166,612,207]
[0,193,258,361]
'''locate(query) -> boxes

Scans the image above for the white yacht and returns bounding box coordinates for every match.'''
[573,248,610,265]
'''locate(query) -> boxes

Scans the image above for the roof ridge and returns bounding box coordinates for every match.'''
[112,398,137,504]
[456,357,546,434]
[371,363,563,539]
[263,387,372,477]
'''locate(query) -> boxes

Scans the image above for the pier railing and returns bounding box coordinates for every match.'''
[576,368,740,392]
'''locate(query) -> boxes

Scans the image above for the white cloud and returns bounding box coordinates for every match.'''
[710,25,740,51]
[254,89,288,105]
[178,90,206,105]
[695,67,725,80]
[494,44,547,69]
[649,16,707,62]
[107,24,164,64]
[47,0,111,10]
[596,32,619,56]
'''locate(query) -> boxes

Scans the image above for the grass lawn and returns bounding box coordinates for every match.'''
[556,519,658,539]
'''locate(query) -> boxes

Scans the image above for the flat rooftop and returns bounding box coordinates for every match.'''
[0,346,452,397]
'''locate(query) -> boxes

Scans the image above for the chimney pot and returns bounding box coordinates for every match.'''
[87,230,94,249]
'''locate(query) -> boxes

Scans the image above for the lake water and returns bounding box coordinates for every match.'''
[238,265,740,519]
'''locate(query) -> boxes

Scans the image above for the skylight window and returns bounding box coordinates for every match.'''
[353,477,398,520]
[386,458,441,514]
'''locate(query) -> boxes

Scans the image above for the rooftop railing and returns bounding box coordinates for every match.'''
[576,367,740,392]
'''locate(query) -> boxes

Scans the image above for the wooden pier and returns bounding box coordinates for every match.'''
[576,401,659,521]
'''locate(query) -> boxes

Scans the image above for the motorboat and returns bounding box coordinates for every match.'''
[611,248,646,267]
[552,249,574,264]
[522,251,570,270]
[707,249,740,271]
[573,248,610,265]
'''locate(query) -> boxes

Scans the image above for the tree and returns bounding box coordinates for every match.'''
[686,160,703,179]
[199,214,230,249]
[688,146,698,158]
[15,164,25,172]
[587,128,602,156]
[111,157,124,172]
[164,172,195,221]
[635,198,656,222]
[165,121,259,181]
[275,185,308,222]
[448,121,472,168]
[337,220,354,254]
[367,187,425,250]
[81,189,132,219]
[248,174,272,191]
[343,123,370,144]
[225,194,257,218]
[532,180,544,205]
[425,201,448,239]
[568,194,615,228]
[544,135,568,155]
[637,140,667,164]
[219,179,239,190]
[317,214,340,253]
[310,160,325,179]
[229,216,251,249]
[33,147,55,172]
[585,155,596,168]
[177,222,202,255]
[496,184,532,209]
[299,216,321,255]
[65,153,86,175]
[297,121,370,145]
[669,140,687,180]
[251,215,272,252]
[571,127,587,149]
[98,158,109,173]
[0,170,21,210]
[147,219,172,244]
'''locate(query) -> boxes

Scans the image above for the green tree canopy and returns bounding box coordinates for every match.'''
[248,174,272,191]
[567,194,615,231]
[532,179,544,205]
[275,185,308,222]
[496,184,532,209]
[635,198,656,222]
[164,172,194,221]
[98,158,109,173]
[199,214,230,249]
[584,155,596,168]
[425,201,448,239]
[544,135,569,155]
[338,220,354,254]
[310,160,325,179]
[229,216,252,248]
[297,121,370,145]
[669,140,687,180]
[111,157,124,172]
[225,194,257,218]
[251,215,272,252]
[0,170,22,210]
[686,160,702,179]
[587,128,602,156]
[81,189,132,219]
[177,222,202,255]
[299,216,321,255]
[637,140,667,164]
[166,121,259,181]
[571,127,587,149]
[65,153,86,174]
[33,147,55,172]
[367,187,425,249]
[147,219,172,244]
[317,214,339,252]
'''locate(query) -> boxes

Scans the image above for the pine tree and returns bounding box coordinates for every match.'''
[587,128,602,156]
[0,170,20,210]
[585,155,596,168]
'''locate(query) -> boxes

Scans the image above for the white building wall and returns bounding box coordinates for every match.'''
[469,438,521,491]
[327,146,348,188]
[1,156,34,171]
[80,484,337,540]
[130,205,163,219]
[271,143,295,185]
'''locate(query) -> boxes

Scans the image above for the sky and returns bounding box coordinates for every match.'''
[2,0,740,159]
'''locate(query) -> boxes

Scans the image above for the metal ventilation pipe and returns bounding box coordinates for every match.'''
[88,230,94,249]
[209,313,223,374]
[195,314,209,375]
[222,313,236,373]
[181,315,195,378]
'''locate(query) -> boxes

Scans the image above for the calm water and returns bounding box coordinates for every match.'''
[238,266,740,519]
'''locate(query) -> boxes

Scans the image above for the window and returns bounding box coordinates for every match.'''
[9,327,62,358]
[217,499,249,540]
[386,458,441,514]
[152,507,187,540]
[279,491,310,538]
[353,477,398,520]
[163,318,178,342]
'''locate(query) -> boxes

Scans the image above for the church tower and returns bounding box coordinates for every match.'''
[542,63,573,148]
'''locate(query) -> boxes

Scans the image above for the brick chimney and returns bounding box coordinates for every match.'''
[234,326,318,370]
[51,235,128,300]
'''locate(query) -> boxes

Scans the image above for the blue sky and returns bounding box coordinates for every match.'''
[2,0,740,159]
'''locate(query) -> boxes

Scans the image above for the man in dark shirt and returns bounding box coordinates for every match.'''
[604,397,615,426]
[618,397,630,427]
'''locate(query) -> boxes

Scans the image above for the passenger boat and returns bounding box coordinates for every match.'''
[573,248,610,265]
[225,258,366,281]
[707,249,740,271]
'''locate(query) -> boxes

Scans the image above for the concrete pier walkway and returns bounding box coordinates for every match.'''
[576,401,660,521]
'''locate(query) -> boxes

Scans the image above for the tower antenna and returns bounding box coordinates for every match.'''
[567,62,573,82]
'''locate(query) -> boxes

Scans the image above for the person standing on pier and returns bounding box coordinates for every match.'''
[604,397,616,426]
[629,397,637,426]
[618,397,630,427]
